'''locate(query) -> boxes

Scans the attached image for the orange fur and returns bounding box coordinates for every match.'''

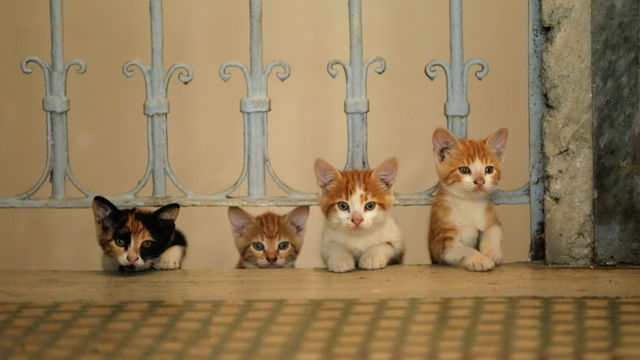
[428,128,508,271]
[315,158,404,272]
[229,207,308,269]
[98,210,154,259]
[319,169,394,216]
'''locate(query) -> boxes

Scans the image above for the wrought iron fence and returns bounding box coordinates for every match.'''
[0,0,545,257]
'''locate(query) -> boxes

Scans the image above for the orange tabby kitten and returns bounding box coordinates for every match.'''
[314,157,403,273]
[428,127,508,271]
[228,206,309,269]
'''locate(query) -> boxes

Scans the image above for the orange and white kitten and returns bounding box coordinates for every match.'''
[228,206,309,269]
[428,127,508,271]
[315,158,403,273]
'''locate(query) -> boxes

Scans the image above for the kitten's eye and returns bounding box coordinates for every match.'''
[485,166,494,174]
[364,202,376,211]
[114,238,126,247]
[252,242,265,251]
[278,242,289,250]
[337,201,350,211]
[142,240,153,248]
[458,166,471,175]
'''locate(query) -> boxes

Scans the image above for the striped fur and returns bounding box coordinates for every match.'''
[428,128,507,271]
[315,158,404,273]
[228,206,309,269]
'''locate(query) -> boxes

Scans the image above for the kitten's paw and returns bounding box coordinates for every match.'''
[358,253,388,270]
[327,256,355,273]
[154,257,180,270]
[462,253,495,272]
[153,246,184,270]
[482,247,503,265]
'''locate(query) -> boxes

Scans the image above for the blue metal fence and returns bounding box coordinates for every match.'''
[0,0,545,257]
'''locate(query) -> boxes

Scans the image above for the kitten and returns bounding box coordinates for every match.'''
[92,196,187,271]
[228,206,310,269]
[314,157,404,273]
[428,127,508,271]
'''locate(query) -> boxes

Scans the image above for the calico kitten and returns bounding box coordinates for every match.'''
[314,157,403,273]
[92,196,187,271]
[228,206,310,269]
[428,127,508,271]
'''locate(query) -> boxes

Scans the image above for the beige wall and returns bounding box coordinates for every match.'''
[0,0,529,270]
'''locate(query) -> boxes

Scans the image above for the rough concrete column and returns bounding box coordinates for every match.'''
[541,0,593,264]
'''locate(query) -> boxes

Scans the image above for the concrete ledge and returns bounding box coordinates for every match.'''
[1,263,638,303]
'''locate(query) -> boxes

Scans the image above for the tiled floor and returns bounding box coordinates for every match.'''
[1,264,640,359]
[2,297,640,359]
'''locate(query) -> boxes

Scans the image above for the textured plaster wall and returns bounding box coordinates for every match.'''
[542,0,593,264]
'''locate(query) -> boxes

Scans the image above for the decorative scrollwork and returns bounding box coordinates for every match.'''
[219,61,250,83]
[464,58,489,81]
[424,60,451,81]
[164,63,194,92]
[363,56,387,75]
[123,59,151,95]
[64,59,86,76]
[327,59,351,80]
[21,56,51,92]
[265,60,290,82]
[122,59,150,79]
[21,56,50,75]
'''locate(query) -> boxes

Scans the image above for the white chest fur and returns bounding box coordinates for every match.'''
[446,195,491,247]
[322,215,401,259]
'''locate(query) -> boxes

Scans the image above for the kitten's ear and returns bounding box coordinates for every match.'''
[154,203,180,222]
[314,158,340,191]
[486,127,508,161]
[92,196,118,223]
[228,207,255,238]
[372,157,398,190]
[285,206,310,237]
[432,127,460,163]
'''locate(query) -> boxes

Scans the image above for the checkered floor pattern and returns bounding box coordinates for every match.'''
[1,297,639,360]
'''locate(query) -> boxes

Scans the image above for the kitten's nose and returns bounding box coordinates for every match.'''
[266,256,277,263]
[351,217,363,226]
[127,254,139,263]
[473,177,485,186]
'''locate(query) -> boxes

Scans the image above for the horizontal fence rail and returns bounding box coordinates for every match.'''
[0,0,543,217]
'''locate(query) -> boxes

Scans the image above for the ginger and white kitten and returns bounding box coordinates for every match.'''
[228,206,309,269]
[428,127,508,271]
[92,196,187,271]
[315,157,403,273]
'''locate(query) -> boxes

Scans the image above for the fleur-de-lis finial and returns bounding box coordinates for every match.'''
[425,0,488,140]
[121,0,193,197]
[218,0,293,197]
[327,0,386,170]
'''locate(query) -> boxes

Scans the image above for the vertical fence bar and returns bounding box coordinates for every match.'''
[20,0,87,200]
[328,0,386,170]
[447,0,467,139]
[123,0,193,198]
[246,0,267,196]
[49,0,67,198]
[220,0,290,198]
[346,0,368,170]
[528,0,546,261]
[425,0,488,140]
[149,0,168,197]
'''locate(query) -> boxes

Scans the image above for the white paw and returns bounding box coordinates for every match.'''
[327,256,355,273]
[154,257,180,270]
[462,252,495,272]
[482,247,503,265]
[358,254,388,270]
[153,246,184,270]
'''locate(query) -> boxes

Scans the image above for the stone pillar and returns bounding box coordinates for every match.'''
[541,0,594,264]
